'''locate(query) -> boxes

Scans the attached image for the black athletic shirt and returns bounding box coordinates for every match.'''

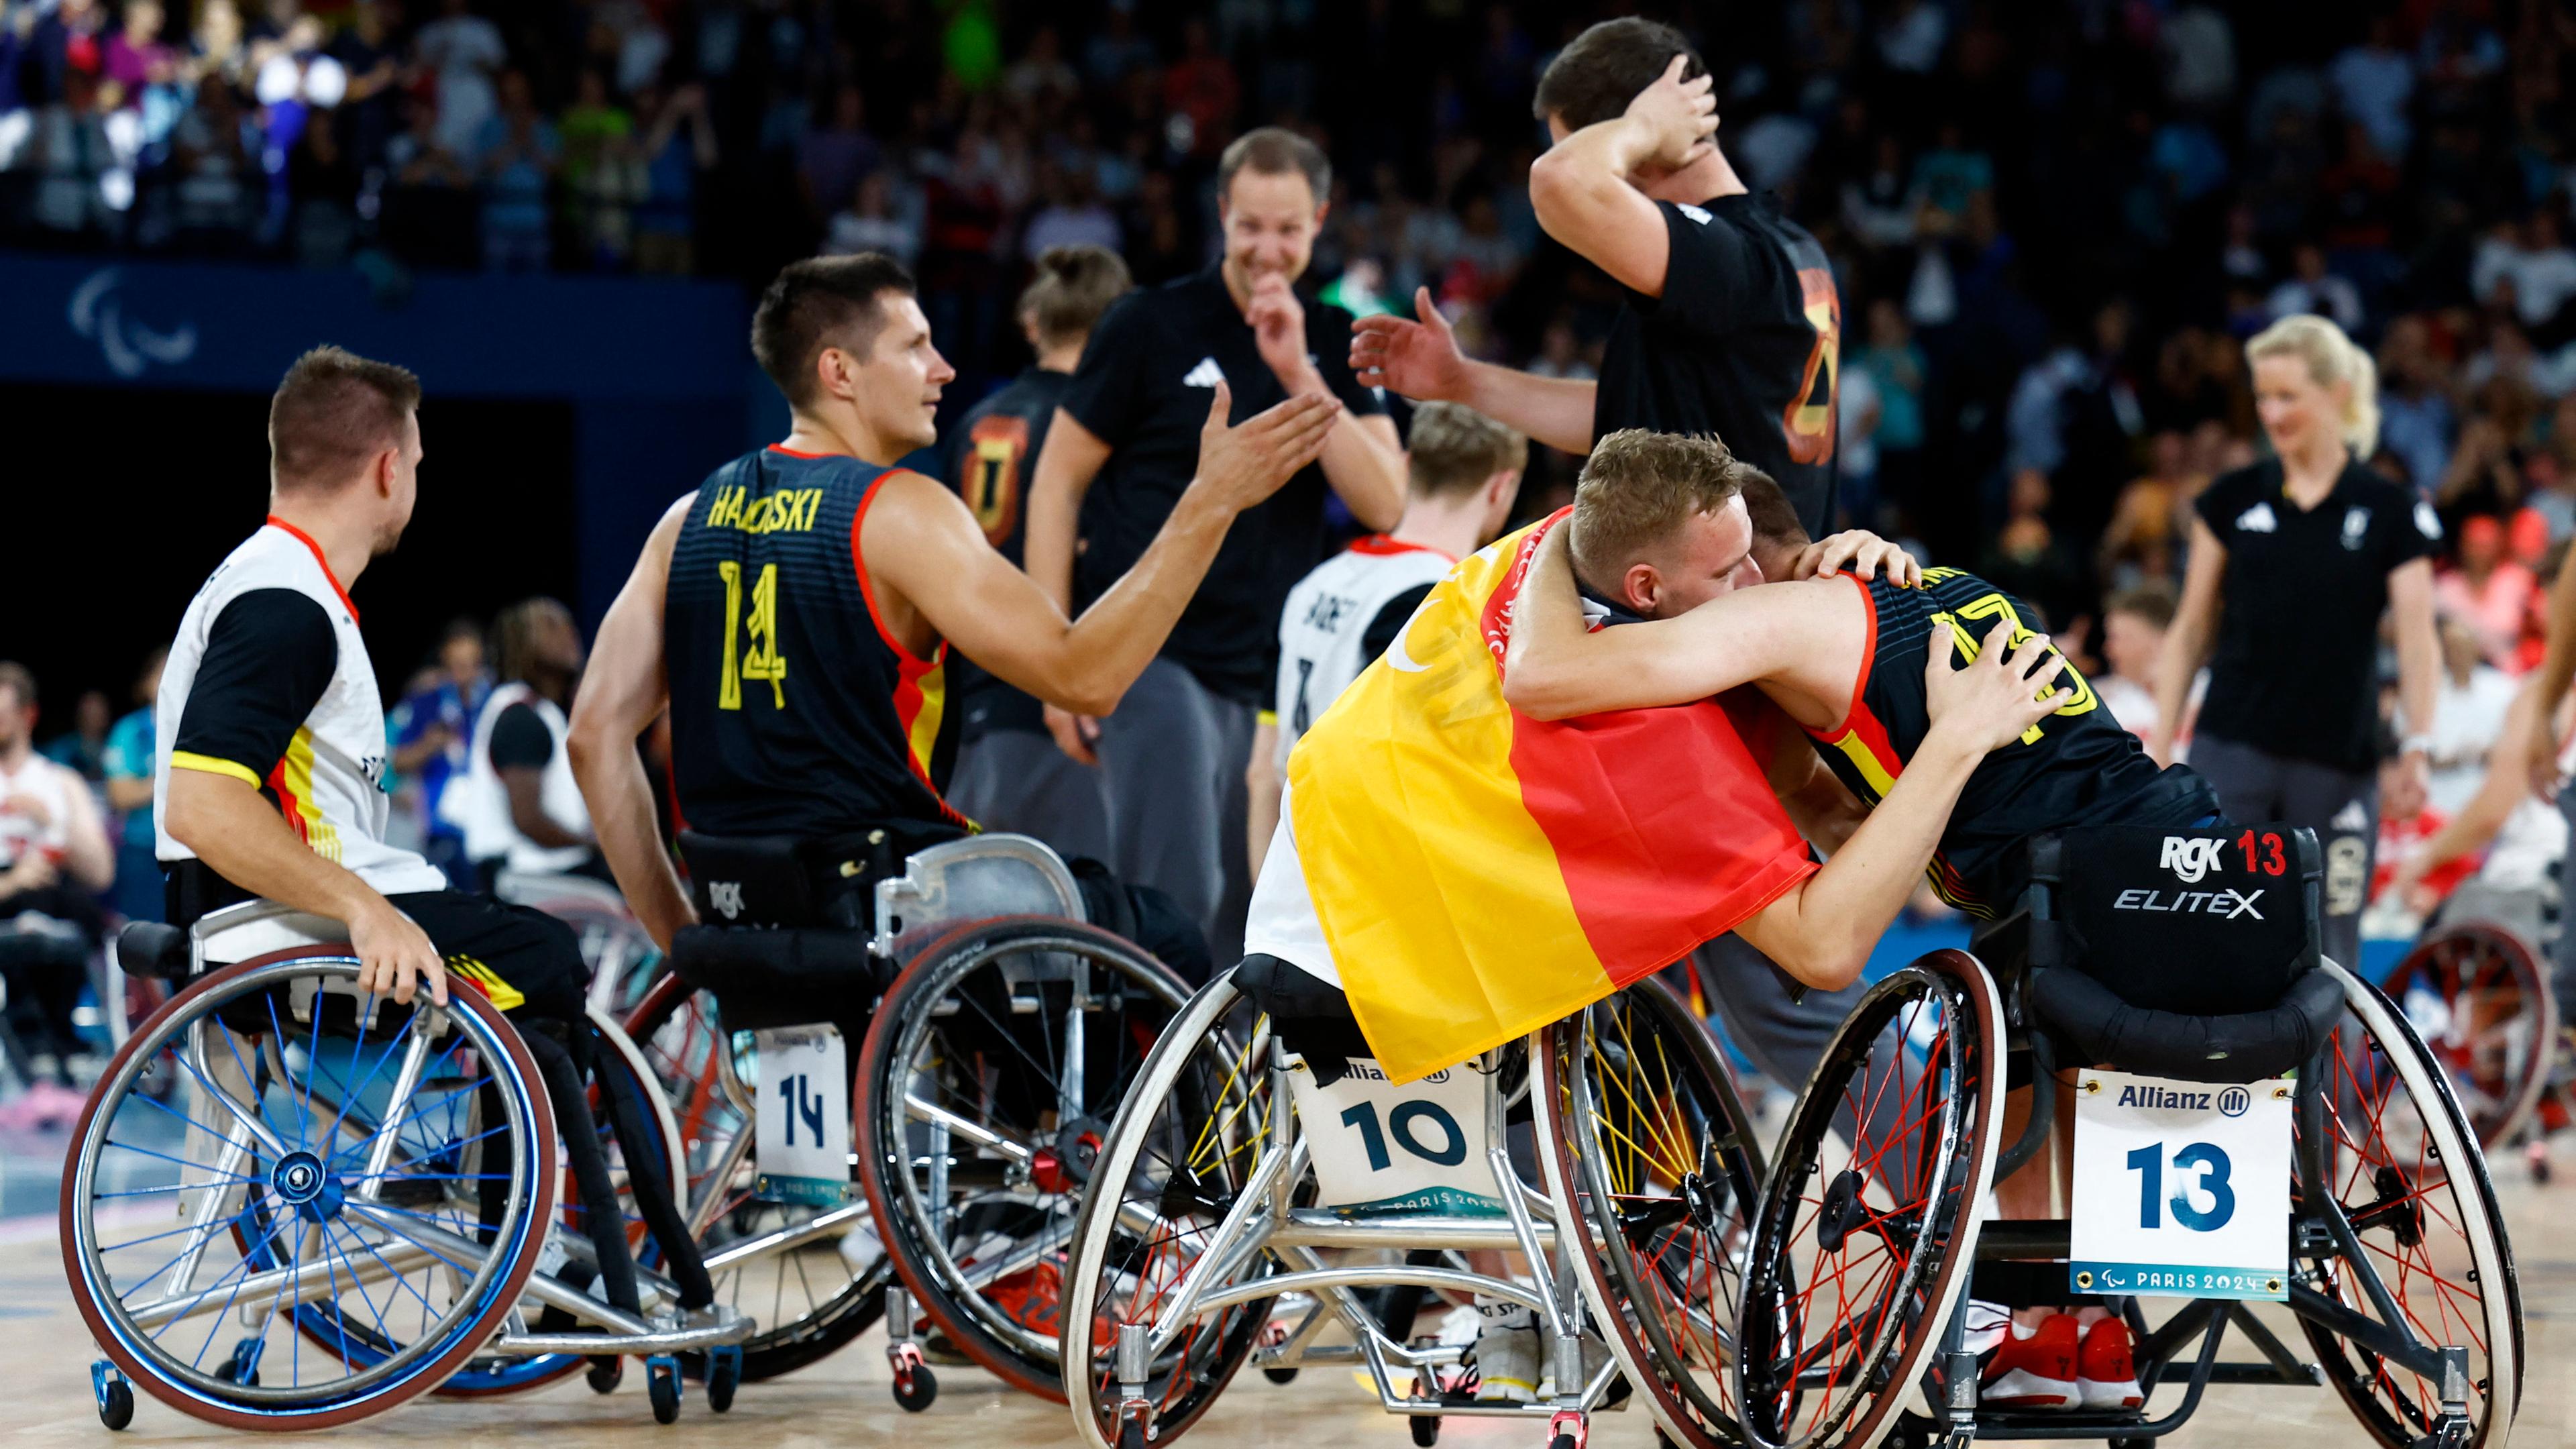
[1595,194,1841,535]
[665,445,965,838]
[1805,567,2217,918]
[945,366,1070,740]
[2193,460,2442,774]
[1060,262,1386,705]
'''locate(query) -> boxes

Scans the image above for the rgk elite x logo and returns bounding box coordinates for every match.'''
[2159,835,2225,884]
[709,880,745,920]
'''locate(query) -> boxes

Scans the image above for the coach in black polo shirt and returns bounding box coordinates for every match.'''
[1026,127,1404,961]
[1351,17,1841,535]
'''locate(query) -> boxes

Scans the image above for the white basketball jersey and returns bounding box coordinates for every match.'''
[445,682,594,876]
[1272,537,1454,767]
[156,522,448,898]
[0,753,79,869]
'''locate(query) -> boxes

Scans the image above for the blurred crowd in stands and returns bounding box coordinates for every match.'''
[11,0,2576,938]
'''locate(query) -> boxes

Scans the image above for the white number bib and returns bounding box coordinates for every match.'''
[2070,1069,2292,1299]
[752,1026,853,1205]
[1286,1057,1505,1218]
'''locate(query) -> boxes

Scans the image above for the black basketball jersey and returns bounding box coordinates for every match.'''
[1805,568,2214,917]
[665,445,965,839]
[945,368,1069,740]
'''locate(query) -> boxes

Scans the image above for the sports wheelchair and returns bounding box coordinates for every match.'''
[2379,881,2567,1177]
[1732,825,2522,1449]
[62,898,753,1431]
[1058,954,1771,1449]
[491,869,667,1018]
[616,826,1201,1409]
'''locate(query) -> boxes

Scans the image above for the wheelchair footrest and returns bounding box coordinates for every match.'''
[493,1307,755,1357]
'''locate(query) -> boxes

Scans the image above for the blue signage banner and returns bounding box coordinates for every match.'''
[0,251,751,403]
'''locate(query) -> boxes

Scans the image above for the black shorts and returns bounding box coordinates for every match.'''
[391,890,587,1024]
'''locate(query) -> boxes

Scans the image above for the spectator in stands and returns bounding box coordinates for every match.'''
[798,84,878,232]
[826,168,920,265]
[476,68,558,272]
[560,67,639,269]
[390,617,490,888]
[1855,298,1927,529]
[284,103,359,266]
[2268,241,2365,333]
[2428,614,2520,817]
[2436,513,2540,669]
[100,649,163,926]
[415,0,504,158]
[0,661,113,1132]
[631,80,714,276]
[1977,468,2083,630]
[166,71,252,252]
[40,689,109,781]
[2095,582,2179,741]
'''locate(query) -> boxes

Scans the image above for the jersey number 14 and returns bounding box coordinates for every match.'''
[718,560,788,710]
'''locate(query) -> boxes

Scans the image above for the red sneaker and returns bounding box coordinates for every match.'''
[1979,1313,2078,1408]
[983,1262,1065,1337]
[2078,1318,2144,1410]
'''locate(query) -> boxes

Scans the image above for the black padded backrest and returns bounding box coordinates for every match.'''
[2031,824,2320,1017]
[678,831,824,928]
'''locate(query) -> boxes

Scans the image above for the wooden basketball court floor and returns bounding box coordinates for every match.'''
[3,1136,2566,1449]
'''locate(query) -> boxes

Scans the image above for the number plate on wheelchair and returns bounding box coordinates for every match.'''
[1285,1057,1504,1218]
[753,1026,854,1205]
[2069,1069,2292,1299]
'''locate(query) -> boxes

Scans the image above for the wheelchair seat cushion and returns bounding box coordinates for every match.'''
[1234,953,1373,1087]
[667,924,889,1032]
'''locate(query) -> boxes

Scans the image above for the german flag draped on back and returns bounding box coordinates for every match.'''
[1284,511,1817,1083]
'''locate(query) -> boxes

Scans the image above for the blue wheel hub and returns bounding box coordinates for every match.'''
[270,1150,345,1222]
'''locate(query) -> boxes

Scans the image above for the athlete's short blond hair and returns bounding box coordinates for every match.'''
[1568,430,1753,588]
[1406,402,1525,500]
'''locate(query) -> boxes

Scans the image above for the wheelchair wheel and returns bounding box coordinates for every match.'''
[2381,924,2558,1151]
[2297,960,2523,1449]
[623,972,888,1381]
[1540,978,1765,1449]
[1733,951,2006,1449]
[855,916,1197,1402]
[1061,969,1275,1449]
[61,950,555,1430]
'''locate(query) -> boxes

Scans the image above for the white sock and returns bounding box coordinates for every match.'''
[1474,1296,1532,1333]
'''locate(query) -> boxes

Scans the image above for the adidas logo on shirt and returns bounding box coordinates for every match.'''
[2330,800,2371,833]
[1182,356,1226,388]
[2235,502,2277,533]
[1676,202,1713,225]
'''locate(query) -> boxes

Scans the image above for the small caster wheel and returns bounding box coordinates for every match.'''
[647,1356,682,1424]
[892,1362,938,1412]
[1411,1413,1442,1446]
[94,1368,134,1432]
[215,1337,264,1387]
[1263,1367,1299,1385]
[706,1346,742,1413]
[1549,1436,1579,1449]
[2530,1142,2553,1184]
[1116,1417,1149,1449]
[586,1357,623,1395]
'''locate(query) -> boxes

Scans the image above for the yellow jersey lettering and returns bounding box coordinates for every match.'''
[1929,590,2099,744]
[706,487,822,535]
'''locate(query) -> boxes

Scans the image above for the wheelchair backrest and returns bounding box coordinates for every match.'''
[873,833,1085,955]
[2023,823,2321,1016]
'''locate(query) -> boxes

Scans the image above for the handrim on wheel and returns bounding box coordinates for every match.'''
[1733,951,2004,1449]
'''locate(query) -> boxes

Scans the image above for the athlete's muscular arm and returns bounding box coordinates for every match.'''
[1023,407,1114,618]
[2388,556,2440,794]
[1501,526,1854,724]
[1736,623,2072,989]
[2526,551,2576,798]
[166,771,449,1004]
[566,496,695,952]
[1526,55,1716,298]
[2149,519,2226,768]
[501,769,588,849]
[1348,288,1597,455]
[871,384,1339,716]
[1768,727,1870,853]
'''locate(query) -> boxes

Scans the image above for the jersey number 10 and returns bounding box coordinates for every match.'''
[718,560,788,710]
